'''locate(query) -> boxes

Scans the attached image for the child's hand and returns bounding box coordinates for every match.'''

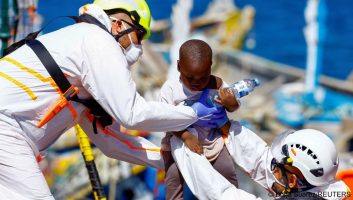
[181,131,203,155]
[215,88,240,112]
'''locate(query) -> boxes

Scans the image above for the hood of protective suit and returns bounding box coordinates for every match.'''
[79,4,112,31]
[264,150,280,195]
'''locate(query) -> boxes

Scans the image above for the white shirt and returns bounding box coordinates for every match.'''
[160,78,227,161]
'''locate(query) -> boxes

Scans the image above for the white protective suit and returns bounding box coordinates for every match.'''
[0,5,195,199]
[171,120,350,200]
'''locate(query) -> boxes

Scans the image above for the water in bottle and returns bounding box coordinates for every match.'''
[230,78,260,99]
[207,78,260,107]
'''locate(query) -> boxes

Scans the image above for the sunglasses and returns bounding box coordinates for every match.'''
[271,144,292,171]
[121,19,146,41]
[110,14,146,42]
[271,158,279,171]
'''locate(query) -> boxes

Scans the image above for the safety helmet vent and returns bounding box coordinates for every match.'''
[272,129,339,186]
[290,143,321,167]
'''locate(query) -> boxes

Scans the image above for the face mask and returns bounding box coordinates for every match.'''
[121,22,143,67]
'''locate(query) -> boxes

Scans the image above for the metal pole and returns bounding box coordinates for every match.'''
[75,125,107,200]
[1,0,11,56]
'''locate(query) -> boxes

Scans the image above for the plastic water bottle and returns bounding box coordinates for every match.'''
[229,78,260,99]
[207,78,260,107]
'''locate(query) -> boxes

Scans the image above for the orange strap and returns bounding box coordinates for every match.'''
[37,86,79,128]
[36,155,42,162]
[1,57,79,126]
[86,112,160,152]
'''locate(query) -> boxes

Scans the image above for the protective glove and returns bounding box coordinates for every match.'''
[191,89,228,128]
[215,107,229,127]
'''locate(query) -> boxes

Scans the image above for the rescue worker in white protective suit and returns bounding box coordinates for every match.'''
[171,127,350,200]
[0,0,227,199]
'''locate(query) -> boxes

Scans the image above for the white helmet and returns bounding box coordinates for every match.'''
[271,129,339,186]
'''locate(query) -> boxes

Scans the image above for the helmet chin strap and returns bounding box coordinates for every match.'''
[276,164,314,196]
[274,165,293,196]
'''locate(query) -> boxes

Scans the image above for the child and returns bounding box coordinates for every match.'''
[159,39,239,199]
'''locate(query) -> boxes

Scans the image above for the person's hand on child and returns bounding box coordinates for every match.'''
[192,89,228,128]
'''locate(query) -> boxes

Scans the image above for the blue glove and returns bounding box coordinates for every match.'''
[215,107,229,127]
[191,89,228,128]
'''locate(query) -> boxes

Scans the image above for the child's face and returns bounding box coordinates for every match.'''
[178,58,212,91]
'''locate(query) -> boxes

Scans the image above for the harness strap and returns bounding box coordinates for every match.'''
[75,14,111,34]
[27,40,75,95]
[7,14,113,132]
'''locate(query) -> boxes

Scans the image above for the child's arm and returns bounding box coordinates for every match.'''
[160,80,203,154]
[170,130,203,155]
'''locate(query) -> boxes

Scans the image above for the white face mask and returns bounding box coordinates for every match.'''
[121,22,143,67]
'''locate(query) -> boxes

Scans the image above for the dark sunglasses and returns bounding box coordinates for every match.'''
[110,11,146,42]
[128,11,147,40]
[271,158,296,175]
[120,19,146,41]
[271,158,279,171]
[271,144,291,171]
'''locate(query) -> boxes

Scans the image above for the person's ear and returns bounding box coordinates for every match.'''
[177,60,180,71]
[288,174,298,189]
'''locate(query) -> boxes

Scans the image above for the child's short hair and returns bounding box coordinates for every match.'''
[179,39,212,63]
